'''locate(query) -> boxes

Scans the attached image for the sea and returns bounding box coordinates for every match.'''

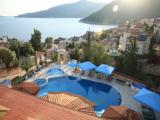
[0,17,116,41]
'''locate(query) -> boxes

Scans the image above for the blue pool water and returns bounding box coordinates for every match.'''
[46,68,64,76]
[36,76,121,115]
[34,79,46,87]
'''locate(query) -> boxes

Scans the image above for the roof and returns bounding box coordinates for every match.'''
[154,18,160,24]
[135,23,144,28]
[13,82,39,95]
[128,28,141,36]
[40,92,96,116]
[102,106,128,119]
[0,86,102,120]
[102,106,142,120]
[40,92,95,109]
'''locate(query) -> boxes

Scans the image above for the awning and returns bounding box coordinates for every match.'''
[95,64,115,76]
[78,61,96,71]
[134,88,160,112]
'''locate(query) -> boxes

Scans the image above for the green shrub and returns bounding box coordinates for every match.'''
[11,76,25,86]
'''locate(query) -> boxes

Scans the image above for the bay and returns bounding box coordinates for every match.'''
[0,17,116,41]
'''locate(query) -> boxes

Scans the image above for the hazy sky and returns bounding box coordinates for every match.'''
[0,0,112,16]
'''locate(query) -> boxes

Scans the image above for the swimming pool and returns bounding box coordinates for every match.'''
[34,79,47,87]
[36,76,121,116]
[45,68,64,76]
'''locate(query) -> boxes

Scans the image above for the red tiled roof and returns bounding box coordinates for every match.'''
[40,92,96,116]
[128,28,141,36]
[154,18,160,24]
[0,86,102,120]
[135,23,144,28]
[13,82,39,95]
[102,106,142,120]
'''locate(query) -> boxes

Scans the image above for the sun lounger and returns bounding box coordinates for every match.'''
[142,107,156,120]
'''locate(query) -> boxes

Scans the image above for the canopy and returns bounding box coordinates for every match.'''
[67,60,77,68]
[134,88,160,112]
[95,64,115,76]
[78,61,96,71]
[102,106,142,120]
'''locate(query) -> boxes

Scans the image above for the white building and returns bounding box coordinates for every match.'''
[59,41,67,50]
[119,32,129,51]
[51,44,59,52]
[136,36,151,55]
[119,32,151,55]
[0,36,8,47]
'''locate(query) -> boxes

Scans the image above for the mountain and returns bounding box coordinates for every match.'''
[17,0,105,18]
[80,0,160,24]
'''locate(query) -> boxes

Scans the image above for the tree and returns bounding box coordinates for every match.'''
[51,52,58,62]
[30,29,42,51]
[70,47,80,61]
[115,38,138,76]
[90,42,113,65]
[67,42,75,50]
[100,30,107,40]
[8,38,20,59]
[83,31,92,61]
[0,47,17,68]
[45,37,53,49]
[21,62,32,78]
[20,42,34,57]
[148,35,158,63]
[144,23,154,34]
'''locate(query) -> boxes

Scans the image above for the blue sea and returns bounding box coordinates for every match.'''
[0,17,116,41]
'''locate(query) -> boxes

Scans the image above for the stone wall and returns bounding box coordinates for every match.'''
[142,64,160,76]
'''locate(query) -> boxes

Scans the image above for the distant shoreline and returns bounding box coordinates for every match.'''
[79,20,117,26]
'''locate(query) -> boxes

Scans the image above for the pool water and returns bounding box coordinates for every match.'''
[36,76,121,116]
[34,79,46,87]
[46,68,64,76]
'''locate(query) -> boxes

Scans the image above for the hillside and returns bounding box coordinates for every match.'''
[17,0,105,18]
[80,0,160,24]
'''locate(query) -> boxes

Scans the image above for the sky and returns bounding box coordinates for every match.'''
[0,0,112,16]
